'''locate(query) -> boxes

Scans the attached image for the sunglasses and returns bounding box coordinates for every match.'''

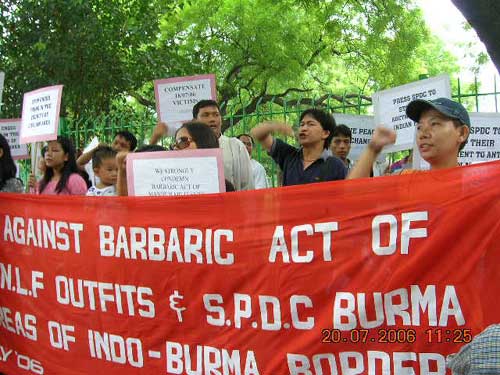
[172,136,192,150]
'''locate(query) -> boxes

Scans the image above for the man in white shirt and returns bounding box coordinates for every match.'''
[237,134,268,189]
[192,100,254,191]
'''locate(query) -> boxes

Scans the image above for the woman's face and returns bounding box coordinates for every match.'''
[44,141,68,170]
[174,127,198,150]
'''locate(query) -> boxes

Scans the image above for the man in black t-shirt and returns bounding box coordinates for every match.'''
[250,108,346,186]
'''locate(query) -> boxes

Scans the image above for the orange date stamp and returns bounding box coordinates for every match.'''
[321,328,473,344]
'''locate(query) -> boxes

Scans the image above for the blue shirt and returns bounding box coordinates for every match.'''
[269,138,347,186]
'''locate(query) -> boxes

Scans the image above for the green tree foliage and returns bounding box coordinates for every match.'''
[0,0,173,117]
[0,0,458,128]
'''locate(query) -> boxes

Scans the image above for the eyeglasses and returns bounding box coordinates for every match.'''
[172,136,192,150]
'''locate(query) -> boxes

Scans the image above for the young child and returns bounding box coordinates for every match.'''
[86,146,118,196]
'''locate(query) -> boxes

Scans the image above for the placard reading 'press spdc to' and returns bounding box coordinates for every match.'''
[154,74,217,136]
[373,74,452,153]
[19,85,63,144]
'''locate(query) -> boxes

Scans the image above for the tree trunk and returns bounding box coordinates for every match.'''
[451,0,500,72]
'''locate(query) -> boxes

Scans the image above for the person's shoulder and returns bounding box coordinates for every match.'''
[226,135,246,148]
[1,178,24,193]
[69,173,87,183]
[68,173,88,194]
[326,155,347,168]
[252,159,266,170]
[324,156,347,179]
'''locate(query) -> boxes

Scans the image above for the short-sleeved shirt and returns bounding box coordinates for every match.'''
[269,138,347,186]
[38,173,88,195]
[86,185,116,196]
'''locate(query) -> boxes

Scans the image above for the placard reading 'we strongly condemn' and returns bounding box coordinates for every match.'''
[154,74,216,136]
[373,74,451,153]
[0,119,29,160]
[1,161,499,375]
[19,85,63,144]
[126,149,225,196]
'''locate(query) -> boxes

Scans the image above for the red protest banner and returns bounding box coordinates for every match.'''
[1,161,499,375]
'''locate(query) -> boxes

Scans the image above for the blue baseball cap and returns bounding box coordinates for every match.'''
[406,97,470,127]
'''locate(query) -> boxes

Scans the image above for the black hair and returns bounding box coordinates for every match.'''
[299,108,336,149]
[135,144,167,153]
[236,133,254,145]
[0,134,18,190]
[78,169,92,189]
[115,130,138,151]
[192,100,220,119]
[92,146,117,168]
[332,124,352,140]
[41,145,48,157]
[176,121,219,149]
[452,119,469,151]
[39,136,80,194]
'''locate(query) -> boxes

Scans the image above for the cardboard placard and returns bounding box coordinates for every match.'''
[19,85,63,144]
[154,74,217,136]
[373,75,451,153]
[126,149,225,196]
[0,119,29,160]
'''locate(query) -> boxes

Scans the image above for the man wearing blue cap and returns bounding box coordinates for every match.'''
[348,97,470,178]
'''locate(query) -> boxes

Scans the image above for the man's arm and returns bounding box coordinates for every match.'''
[116,151,129,196]
[149,122,169,145]
[76,145,103,168]
[250,121,294,152]
[347,127,396,179]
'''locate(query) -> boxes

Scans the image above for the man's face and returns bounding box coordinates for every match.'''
[298,114,329,147]
[330,135,351,161]
[239,135,253,157]
[196,106,222,137]
[111,135,132,152]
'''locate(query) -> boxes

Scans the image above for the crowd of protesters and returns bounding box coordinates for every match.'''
[2,97,497,373]
[0,96,473,197]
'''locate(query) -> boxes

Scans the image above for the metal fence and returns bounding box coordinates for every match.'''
[18,75,500,187]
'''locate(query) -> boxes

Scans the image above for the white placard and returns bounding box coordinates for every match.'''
[83,136,100,154]
[373,74,451,153]
[334,114,375,162]
[0,71,4,111]
[0,119,29,160]
[126,149,225,196]
[154,74,216,136]
[459,113,500,165]
[20,85,63,144]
